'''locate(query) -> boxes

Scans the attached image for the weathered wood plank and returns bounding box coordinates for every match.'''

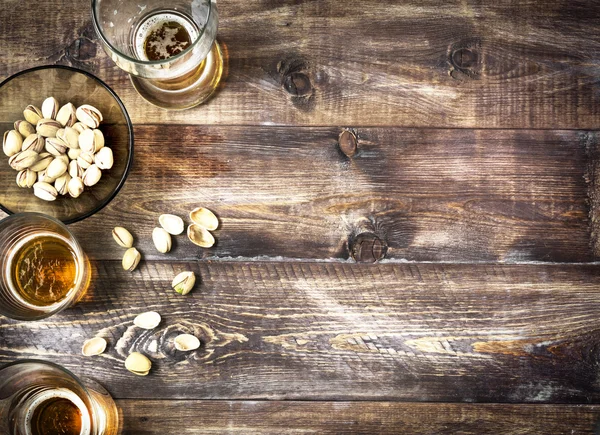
[1,0,599,128]
[49,127,595,263]
[116,400,600,435]
[2,262,600,402]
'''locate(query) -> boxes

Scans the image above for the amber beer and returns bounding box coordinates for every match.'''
[24,388,91,435]
[8,233,79,308]
[0,213,90,321]
[131,10,223,100]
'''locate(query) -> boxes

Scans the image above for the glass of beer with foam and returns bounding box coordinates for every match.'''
[92,0,223,109]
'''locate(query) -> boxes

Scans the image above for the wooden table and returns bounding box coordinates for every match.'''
[2,0,600,433]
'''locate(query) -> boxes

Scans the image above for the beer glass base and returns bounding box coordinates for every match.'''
[130,41,223,110]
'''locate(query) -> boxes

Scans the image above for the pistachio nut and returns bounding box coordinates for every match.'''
[174,334,201,351]
[189,207,219,231]
[82,337,107,357]
[37,169,56,184]
[133,311,161,330]
[159,214,184,235]
[152,227,172,253]
[15,120,36,138]
[94,147,114,170]
[67,176,85,198]
[3,130,23,157]
[23,105,43,125]
[57,126,80,149]
[83,164,102,187]
[56,102,77,127]
[41,97,59,120]
[187,224,215,248]
[9,149,39,170]
[172,271,196,295]
[33,181,58,201]
[76,104,103,128]
[122,247,141,271]
[125,352,151,376]
[72,122,89,134]
[54,173,71,195]
[55,154,69,166]
[22,134,45,153]
[36,118,61,138]
[46,158,68,179]
[16,169,37,188]
[79,128,104,154]
[112,227,134,248]
[29,152,53,172]
[68,159,83,178]
[45,137,68,156]
[77,152,94,169]
[68,148,82,161]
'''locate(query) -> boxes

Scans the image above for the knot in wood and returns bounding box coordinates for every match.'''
[452,48,478,69]
[339,130,358,157]
[350,233,388,263]
[66,37,97,61]
[283,72,312,97]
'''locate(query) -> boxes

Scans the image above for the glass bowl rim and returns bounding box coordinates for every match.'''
[91,0,214,67]
[0,64,134,225]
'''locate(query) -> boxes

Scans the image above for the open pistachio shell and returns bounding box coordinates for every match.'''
[174,334,200,351]
[125,352,151,376]
[159,214,184,235]
[133,311,161,330]
[189,207,219,231]
[187,224,215,248]
[82,337,107,356]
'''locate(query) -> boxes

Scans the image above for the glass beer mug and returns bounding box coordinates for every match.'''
[92,0,223,109]
[0,360,119,435]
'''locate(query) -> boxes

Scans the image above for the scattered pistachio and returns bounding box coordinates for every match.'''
[133,311,161,330]
[152,227,172,253]
[172,271,195,295]
[122,247,141,271]
[41,97,59,120]
[56,102,77,127]
[76,104,103,128]
[3,130,23,157]
[189,207,219,231]
[67,176,85,198]
[23,105,43,125]
[174,334,200,351]
[187,224,215,248]
[125,352,151,376]
[112,227,134,248]
[82,337,107,357]
[33,181,58,201]
[159,214,184,235]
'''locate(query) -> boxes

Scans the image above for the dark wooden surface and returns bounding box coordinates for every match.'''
[2,0,600,433]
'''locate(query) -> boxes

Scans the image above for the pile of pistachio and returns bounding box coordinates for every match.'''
[2,97,114,201]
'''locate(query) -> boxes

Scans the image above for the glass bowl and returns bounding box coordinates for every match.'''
[0,66,133,224]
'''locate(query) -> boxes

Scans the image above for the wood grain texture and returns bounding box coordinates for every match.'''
[2,261,600,403]
[116,400,600,435]
[1,0,600,128]
[51,126,592,263]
